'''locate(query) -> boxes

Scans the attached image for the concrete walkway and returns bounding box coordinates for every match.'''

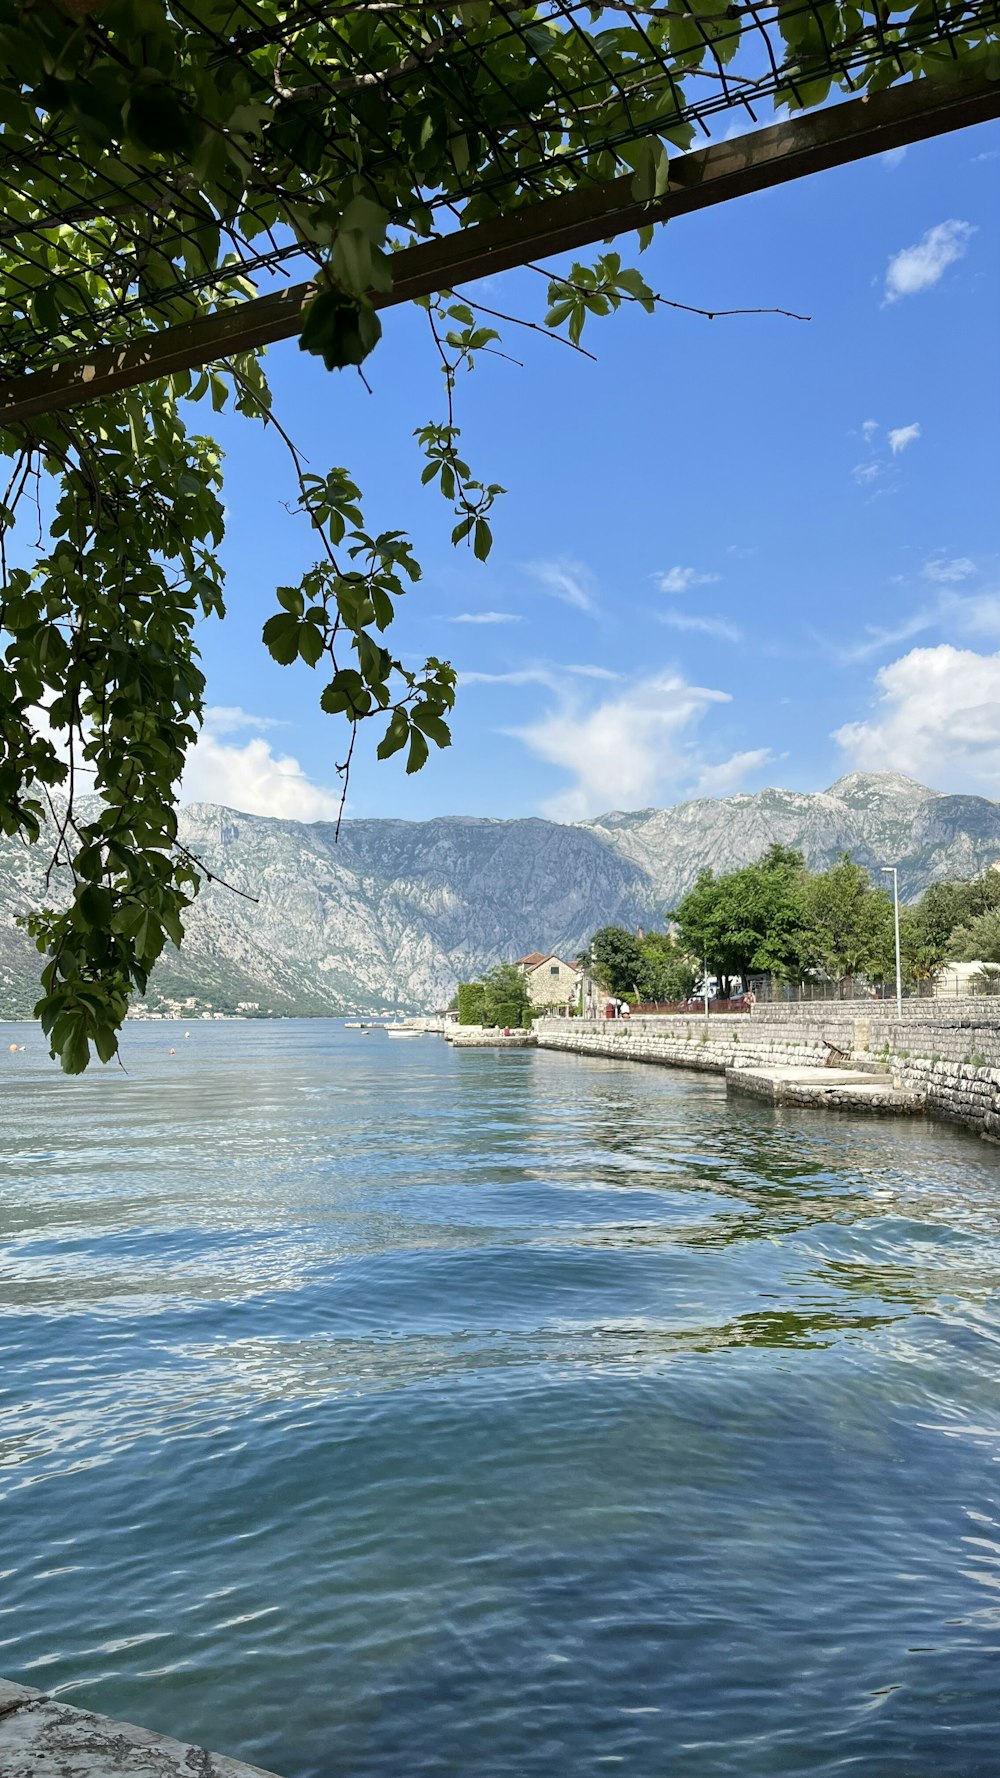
[0,1679,281,1777]
[726,1064,925,1114]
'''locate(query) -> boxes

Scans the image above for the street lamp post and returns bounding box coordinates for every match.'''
[881,866,902,1021]
[703,959,710,1020]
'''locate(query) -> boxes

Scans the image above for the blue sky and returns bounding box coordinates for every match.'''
[181,112,1000,825]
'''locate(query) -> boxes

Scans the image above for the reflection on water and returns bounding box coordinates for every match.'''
[2,1020,1000,1777]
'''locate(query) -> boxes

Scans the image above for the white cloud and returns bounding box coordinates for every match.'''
[450,611,520,625]
[888,422,921,454]
[527,557,596,614]
[881,146,907,170]
[884,219,975,302]
[656,565,720,594]
[194,705,283,737]
[182,708,343,822]
[565,664,622,680]
[833,643,1000,791]
[861,419,879,441]
[692,748,774,797]
[513,670,733,821]
[923,556,975,584]
[658,610,742,644]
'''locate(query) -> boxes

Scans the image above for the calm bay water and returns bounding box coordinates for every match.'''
[2,1019,1000,1777]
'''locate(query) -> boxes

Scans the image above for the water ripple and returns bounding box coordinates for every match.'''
[2,1021,1000,1777]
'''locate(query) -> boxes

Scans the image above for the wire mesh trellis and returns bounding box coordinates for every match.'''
[0,0,998,390]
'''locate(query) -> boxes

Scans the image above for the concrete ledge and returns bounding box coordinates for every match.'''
[726,1064,926,1115]
[447,1027,536,1047]
[0,1679,280,1777]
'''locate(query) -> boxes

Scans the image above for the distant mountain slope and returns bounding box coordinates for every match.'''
[2,773,999,1017]
[587,773,1000,897]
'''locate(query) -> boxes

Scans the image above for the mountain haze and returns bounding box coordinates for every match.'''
[2,773,999,1016]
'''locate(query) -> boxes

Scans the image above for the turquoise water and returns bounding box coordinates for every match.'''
[2,1020,1000,1777]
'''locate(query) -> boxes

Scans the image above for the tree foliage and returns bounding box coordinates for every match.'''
[586,926,644,999]
[459,962,531,1027]
[0,3,995,1067]
[948,909,1000,965]
[670,850,898,992]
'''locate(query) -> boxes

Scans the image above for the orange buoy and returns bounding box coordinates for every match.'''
[7,1043,16,1053]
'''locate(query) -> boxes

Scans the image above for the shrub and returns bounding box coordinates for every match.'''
[458,982,487,1025]
[488,999,528,1029]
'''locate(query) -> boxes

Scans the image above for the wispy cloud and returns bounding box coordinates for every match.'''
[881,146,907,170]
[861,418,879,441]
[198,705,284,736]
[884,219,975,302]
[923,556,975,584]
[516,670,733,821]
[461,661,618,689]
[830,581,1000,664]
[462,668,557,688]
[834,608,937,664]
[888,422,921,455]
[852,461,882,486]
[658,610,742,644]
[450,610,521,624]
[692,749,774,797]
[181,708,342,822]
[656,565,721,594]
[527,557,597,614]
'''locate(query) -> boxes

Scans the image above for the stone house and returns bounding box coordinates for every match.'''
[515,952,582,1008]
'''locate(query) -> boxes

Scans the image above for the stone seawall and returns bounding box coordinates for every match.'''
[533,1014,1000,1142]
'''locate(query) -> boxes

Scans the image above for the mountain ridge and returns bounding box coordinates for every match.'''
[2,772,999,1018]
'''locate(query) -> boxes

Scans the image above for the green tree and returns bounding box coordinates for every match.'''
[480,963,531,1028]
[670,852,812,995]
[898,907,947,990]
[804,855,893,992]
[948,909,1000,964]
[635,932,697,1003]
[587,927,645,1000]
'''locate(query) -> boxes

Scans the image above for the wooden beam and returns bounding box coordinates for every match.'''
[2,70,997,426]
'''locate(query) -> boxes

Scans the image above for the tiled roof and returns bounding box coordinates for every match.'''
[516,953,547,967]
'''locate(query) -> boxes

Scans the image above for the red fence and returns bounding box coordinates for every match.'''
[626,999,751,1016]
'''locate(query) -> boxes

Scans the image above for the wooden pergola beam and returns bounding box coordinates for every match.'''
[2,69,998,426]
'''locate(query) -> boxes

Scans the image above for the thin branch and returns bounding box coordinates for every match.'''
[457,293,598,361]
[173,841,260,902]
[527,262,811,323]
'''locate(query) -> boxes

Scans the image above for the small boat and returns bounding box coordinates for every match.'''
[385,1023,423,1037]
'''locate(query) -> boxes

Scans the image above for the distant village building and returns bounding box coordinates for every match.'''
[515,952,582,1008]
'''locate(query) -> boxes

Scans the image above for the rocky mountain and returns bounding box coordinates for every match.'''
[2,772,1000,1017]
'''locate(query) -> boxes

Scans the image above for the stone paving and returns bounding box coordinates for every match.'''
[0,1680,281,1778]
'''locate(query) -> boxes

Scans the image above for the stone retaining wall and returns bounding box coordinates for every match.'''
[534,1014,1000,1142]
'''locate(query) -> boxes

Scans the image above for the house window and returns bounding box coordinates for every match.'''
[550,965,560,976]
